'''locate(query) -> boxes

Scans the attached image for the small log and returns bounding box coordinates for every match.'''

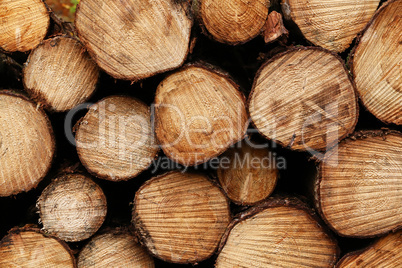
[0,91,55,197]
[195,0,270,45]
[75,95,159,181]
[263,11,289,44]
[132,171,230,264]
[248,47,358,152]
[216,197,338,267]
[75,0,192,81]
[351,0,402,125]
[217,140,278,205]
[37,173,107,242]
[336,230,402,267]
[0,227,76,267]
[281,0,380,52]
[155,64,248,166]
[0,0,50,52]
[316,130,402,237]
[78,228,154,268]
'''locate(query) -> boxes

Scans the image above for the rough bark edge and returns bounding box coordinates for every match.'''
[349,0,399,125]
[0,90,56,197]
[247,46,360,152]
[74,0,194,82]
[131,171,232,264]
[314,129,402,238]
[0,225,77,268]
[74,95,160,181]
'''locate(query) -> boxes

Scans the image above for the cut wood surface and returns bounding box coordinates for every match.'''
[216,197,338,268]
[263,11,289,44]
[133,171,230,264]
[196,0,269,44]
[248,47,358,151]
[352,0,402,125]
[78,229,154,268]
[0,92,55,197]
[37,173,107,242]
[75,0,192,81]
[155,65,248,166]
[75,96,159,181]
[336,230,402,267]
[0,0,49,52]
[317,130,402,237]
[23,36,99,112]
[217,140,278,205]
[0,227,76,267]
[281,0,380,52]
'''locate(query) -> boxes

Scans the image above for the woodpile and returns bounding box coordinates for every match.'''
[0,0,400,267]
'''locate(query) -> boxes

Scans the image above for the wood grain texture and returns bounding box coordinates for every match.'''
[249,47,358,151]
[133,171,230,264]
[281,0,380,52]
[0,92,55,197]
[263,11,289,44]
[352,0,402,125]
[155,65,248,166]
[37,173,107,242]
[75,0,192,81]
[317,131,402,237]
[0,0,49,52]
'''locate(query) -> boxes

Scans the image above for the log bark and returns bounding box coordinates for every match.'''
[351,0,402,125]
[75,0,192,81]
[248,47,358,152]
[316,130,402,238]
[281,0,380,52]
[0,91,55,197]
[132,171,230,264]
[75,95,159,181]
[155,64,248,166]
[23,36,99,112]
[0,226,76,267]
[216,197,338,268]
[37,173,107,242]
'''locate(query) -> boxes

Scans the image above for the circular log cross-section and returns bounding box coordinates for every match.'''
[155,65,248,166]
[198,0,270,44]
[0,0,49,52]
[37,173,107,242]
[248,47,358,152]
[352,0,402,125]
[133,172,230,264]
[75,0,192,81]
[317,131,402,237]
[75,96,159,181]
[0,92,55,197]
[23,36,99,112]
[281,0,380,52]
[78,229,154,268]
[0,228,76,267]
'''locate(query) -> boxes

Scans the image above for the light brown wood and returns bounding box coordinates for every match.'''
[352,0,402,125]
[281,0,380,52]
[216,197,338,268]
[336,230,402,267]
[155,65,248,166]
[197,0,269,44]
[317,131,402,237]
[0,92,55,197]
[133,171,230,264]
[23,36,99,112]
[217,140,278,205]
[248,47,358,152]
[78,229,154,268]
[263,11,289,44]
[0,227,76,267]
[75,0,192,81]
[37,173,107,242]
[75,95,159,181]
[0,0,49,52]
